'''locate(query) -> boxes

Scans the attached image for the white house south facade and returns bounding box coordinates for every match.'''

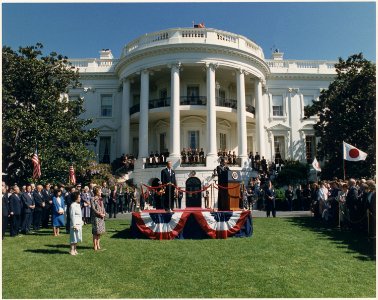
[68,27,336,207]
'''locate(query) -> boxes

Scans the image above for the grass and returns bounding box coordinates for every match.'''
[2,217,376,298]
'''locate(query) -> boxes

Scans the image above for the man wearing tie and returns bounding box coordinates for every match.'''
[161,161,177,212]
[9,185,23,237]
[21,184,35,234]
[32,184,45,231]
[216,158,230,211]
[41,183,52,228]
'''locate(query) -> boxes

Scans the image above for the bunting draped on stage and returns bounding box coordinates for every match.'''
[131,210,253,240]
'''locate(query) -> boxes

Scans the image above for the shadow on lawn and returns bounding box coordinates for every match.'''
[44,244,93,250]
[24,249,68,255]
[109,227,134,239]
[287,217,376,261]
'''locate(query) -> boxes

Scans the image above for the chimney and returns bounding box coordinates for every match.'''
[99,49,113,59]
[272,49,284,60]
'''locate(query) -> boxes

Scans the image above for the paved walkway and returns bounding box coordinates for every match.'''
[106,209,313,221]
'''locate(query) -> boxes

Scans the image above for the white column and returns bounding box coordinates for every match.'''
[139,70,149,159]
[236,69,248,164]
[120,78,130,155]
[206,63,217,159]
[169,63,181,159]
[255,79,266,158]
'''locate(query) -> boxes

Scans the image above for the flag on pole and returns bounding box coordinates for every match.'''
[312,157,322,172]
[69,165,76,185]
[32,147,41,180]
[343,142,367,161]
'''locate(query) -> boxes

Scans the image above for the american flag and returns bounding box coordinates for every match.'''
[69,165,76,185]
[32,148,41,179]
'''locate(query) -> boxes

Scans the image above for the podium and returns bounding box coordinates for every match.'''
[227,170,241,210]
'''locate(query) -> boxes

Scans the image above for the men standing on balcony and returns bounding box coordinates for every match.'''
[161,161,177,212]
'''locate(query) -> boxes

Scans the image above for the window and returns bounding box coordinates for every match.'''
[159,133,167,153]
[188,131,200,149]
[247,136,253,154]
[101,94,112,117]
[99,137,111,163]
[306,135,316,163]
[272,95,283,116]
[274,136,285,164]
[132,137,139,158]
[187,86,199,98]
[220,133,227,150]
[303,95,314,107]
[219,89,226,100]
[159,88,167,99]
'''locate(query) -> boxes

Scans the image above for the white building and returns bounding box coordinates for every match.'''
[69,27,336,206]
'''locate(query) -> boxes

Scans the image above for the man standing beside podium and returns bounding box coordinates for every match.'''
[161,161,177,212]
[216,158,230,211]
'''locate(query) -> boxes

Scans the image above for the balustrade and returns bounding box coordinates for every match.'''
[128,96,255,115]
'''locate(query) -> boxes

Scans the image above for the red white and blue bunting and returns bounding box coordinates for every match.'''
[132,210,252,240]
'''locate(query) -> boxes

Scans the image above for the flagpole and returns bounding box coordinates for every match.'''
[343,159,346,181]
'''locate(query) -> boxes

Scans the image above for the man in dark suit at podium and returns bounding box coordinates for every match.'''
[161,161,177,212]
[216,158,230,211]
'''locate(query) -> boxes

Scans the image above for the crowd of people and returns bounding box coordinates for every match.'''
[2,168,376,249]
[1,180,149,254]
[146,151,170,167]
[240,175,376,235]
[181,148,206,164]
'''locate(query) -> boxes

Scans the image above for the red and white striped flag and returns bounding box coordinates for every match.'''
[32,148,41,179]
[69,165,76,185]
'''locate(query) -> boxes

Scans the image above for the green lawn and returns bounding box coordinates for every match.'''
[2,217,376,298]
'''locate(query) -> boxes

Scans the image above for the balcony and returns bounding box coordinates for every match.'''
[180,96,207,105]
[122,27,265,60]
[129,96,255,115]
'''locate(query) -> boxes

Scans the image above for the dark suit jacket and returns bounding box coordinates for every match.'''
[9,193,23,215]
[216,165,229,185]
[21,192,35,213]
[2,193,9,217]
[161,168,177,186]
[42,189,52,208]
[33,191,44,211]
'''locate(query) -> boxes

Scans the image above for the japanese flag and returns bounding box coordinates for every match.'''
[343,142,367,161]
[312,157,322,172]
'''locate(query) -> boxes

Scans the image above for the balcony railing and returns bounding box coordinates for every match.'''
[266,59,337,74]
[216,97,237,109]
[180,96,207,106]
[122,27,265,59]
[129,96,255,115]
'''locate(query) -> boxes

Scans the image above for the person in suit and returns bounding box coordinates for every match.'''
[254,152,261,171]
[161,161,177,212]
[65,187,76,234]
[285,185,294,211]
[9,185,22,237]
[101,181,110,213]
[41,183,52,228]
[216,158,230,211]
[32,184,45,231]
[69,191,83,256]
[21,184,35,234]
[108,185,118,218]
[52,189,66,236]
[265,180,276,217]
[2,182,10,239]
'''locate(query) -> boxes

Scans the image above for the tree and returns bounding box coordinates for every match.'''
[305,53,376,179]
[274,160,310,186]
[2,43,98,185]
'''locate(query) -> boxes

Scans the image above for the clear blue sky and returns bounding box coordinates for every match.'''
[2,2,376,61]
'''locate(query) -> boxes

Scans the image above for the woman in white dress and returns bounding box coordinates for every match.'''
[69,192,83,256]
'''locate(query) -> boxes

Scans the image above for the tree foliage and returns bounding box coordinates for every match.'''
[305,53,376,179]
[275,160,310,186]
[2,43,98,185]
